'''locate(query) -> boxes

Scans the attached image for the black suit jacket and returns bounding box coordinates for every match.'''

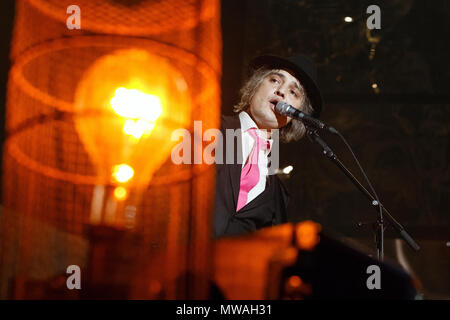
[213,114,290,238]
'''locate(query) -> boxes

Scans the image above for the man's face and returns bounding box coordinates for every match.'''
[248,69,303,130]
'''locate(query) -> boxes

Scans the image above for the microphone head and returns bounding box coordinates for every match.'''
[275,101,290,115]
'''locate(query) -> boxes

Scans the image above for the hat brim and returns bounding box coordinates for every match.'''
[249,55,322,118]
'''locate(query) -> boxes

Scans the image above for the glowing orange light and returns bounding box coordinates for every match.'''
[288,275,303,288]
[296,220,322,251]
[112,164,134,183]
[123,119,156,139]
[148,280,163,298]
[114,186,128,201]
[284,274,312,299]
[110,87,162,139]
[110,87,163,120]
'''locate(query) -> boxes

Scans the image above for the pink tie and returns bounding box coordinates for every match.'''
[236,128,269,212]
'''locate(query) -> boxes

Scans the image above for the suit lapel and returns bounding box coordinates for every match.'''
[221,115,242,212]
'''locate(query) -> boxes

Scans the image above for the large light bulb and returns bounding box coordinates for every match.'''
[74,49,191,228]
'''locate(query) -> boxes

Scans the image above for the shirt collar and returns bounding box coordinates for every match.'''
[239,111,257,132]
[239,111,273,150]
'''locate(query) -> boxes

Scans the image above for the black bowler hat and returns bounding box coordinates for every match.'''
[249,54,323,118]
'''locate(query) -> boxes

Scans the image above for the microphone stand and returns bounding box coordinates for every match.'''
[306,129,420,260]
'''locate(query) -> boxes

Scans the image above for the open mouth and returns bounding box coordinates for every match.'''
[269,99,279,111]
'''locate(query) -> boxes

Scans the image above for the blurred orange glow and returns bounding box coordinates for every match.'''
[295,220,322,251]
[123,119,155,139]
[113,186,128,201]
[110,87,163,120]
[288,275,303,288]
[112,164,134,183]
[284,274,312,299]
[111,87,162,139]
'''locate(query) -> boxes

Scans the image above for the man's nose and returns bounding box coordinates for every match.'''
[275,88,285,98]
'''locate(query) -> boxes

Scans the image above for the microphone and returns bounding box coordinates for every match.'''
[275,101,338,134]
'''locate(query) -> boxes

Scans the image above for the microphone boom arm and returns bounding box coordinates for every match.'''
[307,129,420,253]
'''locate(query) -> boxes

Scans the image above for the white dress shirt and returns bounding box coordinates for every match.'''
[238,111,273,207]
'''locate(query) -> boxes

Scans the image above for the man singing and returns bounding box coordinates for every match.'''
[213,54,323,238]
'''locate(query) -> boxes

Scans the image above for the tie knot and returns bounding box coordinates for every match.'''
[247,128,270,151]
